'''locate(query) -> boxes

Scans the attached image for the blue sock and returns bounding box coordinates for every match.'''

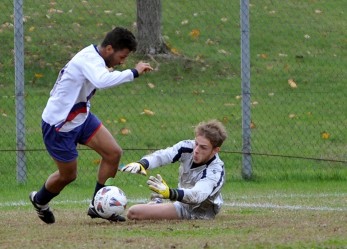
[35,184,59,205]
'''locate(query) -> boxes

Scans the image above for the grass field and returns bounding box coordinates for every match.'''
[1,181,346,248]
[0,0,346,248]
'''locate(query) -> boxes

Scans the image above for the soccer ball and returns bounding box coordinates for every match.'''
[94,186,127,218]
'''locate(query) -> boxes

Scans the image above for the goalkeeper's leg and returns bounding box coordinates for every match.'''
[127,203,179,220]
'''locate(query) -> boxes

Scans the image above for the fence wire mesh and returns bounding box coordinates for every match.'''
[0,1,346,187]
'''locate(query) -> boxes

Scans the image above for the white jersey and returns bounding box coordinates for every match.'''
[140,140,225,213]
[42,44,135,132]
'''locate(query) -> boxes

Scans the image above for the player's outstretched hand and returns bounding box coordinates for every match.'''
[147,174,170,199]
[135,61,153,75]
[120,162,147,176]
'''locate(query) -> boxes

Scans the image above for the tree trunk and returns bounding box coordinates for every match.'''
[136,0,169,55]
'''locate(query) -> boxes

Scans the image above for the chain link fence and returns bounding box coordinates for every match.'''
[1,1,346,188]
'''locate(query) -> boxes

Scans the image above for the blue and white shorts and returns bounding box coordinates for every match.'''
[42,113,102,162]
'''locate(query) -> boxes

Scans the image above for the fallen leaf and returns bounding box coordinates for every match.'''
[181,20,189,25]
[250,121,256,129]
[189,29,200,39]
[147,83,155,89]
[170,47,180,55]
[120,128,130,135]
[119,118,126,123]
[34,73,44,78]
[260,53,268,59]
[321,131,330,139]
[205,39,214,45]
[25,36,32,42]
[288,79,297,88]
[218,49,229,55]
[142,109,155,116]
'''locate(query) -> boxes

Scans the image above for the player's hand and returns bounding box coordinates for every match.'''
[120,162,147,176]
[147,174,170,199]
[135,61,153,75]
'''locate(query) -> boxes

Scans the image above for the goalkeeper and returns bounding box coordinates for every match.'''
[121,119,227,220]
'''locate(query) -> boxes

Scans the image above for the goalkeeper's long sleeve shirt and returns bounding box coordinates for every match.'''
[139,140,225,212]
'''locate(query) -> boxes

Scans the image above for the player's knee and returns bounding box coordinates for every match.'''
[114,146,123,157]
[104,146,123,163]
[126,206,138,220]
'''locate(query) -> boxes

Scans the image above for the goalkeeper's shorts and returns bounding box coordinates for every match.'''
[173,201,220,220]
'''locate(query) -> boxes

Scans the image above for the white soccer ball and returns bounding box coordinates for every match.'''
[94,186,127,218]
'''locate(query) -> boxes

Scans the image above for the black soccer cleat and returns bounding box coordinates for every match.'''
[29,191,55,224]
[87,206,126,222]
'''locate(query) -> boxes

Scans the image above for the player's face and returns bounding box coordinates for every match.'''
[104,46,130,68]
[193,135,220,164]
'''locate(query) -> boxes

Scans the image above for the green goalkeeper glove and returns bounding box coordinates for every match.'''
[120,162,147,176]
[147,174,179,200]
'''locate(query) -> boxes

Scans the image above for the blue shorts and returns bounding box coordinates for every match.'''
[42,113,102,162]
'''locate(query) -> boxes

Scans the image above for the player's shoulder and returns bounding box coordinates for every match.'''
[209,155,225,169]
[74,45,96,58]
[175,139,195,150]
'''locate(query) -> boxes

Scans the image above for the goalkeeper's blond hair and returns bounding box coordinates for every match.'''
[195,120,228,148]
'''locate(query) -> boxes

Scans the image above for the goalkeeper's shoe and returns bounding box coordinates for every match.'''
[87,205,126,222]
[29,191,55,224]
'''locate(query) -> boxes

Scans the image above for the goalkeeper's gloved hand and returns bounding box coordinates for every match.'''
[120,162,147,176]
[147,174,179,200]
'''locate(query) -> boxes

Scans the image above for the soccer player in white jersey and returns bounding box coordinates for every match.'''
[29,27,153,224]
[121,120,228,220]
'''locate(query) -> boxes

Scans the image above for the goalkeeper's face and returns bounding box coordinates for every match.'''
[193,136,220,164]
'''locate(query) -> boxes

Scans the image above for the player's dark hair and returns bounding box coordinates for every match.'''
[195,120,228,148]
[101,27,137,52]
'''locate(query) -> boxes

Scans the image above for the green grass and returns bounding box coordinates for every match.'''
[0,1,347,247]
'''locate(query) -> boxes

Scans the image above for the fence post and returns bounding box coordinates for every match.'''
[14,0,26,183]
[240,0,252,180]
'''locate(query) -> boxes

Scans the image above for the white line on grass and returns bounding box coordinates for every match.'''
[231,193,347,199]
[1,198,347,212]
[225,202,347,212]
